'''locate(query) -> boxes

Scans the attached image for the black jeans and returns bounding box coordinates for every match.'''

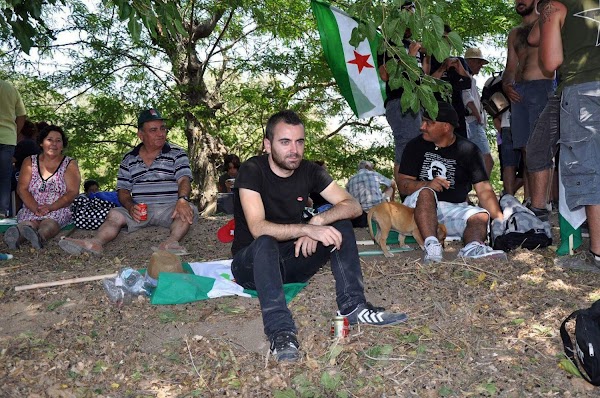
[231,219,366,339]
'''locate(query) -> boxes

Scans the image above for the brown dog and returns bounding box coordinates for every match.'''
[367,202,447,258]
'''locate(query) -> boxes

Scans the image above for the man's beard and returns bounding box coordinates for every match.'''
[516,3,534,16]
[271,150,301,171]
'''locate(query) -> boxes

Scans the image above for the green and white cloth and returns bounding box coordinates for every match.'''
[311,0,386,119]
[557,166,586,256]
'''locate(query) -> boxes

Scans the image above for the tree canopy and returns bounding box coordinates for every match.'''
[1,0,518,209]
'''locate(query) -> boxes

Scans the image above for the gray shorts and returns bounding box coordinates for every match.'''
[386,98,422,165]
[113,202,198,232]
[467,120,491,155]
[559,81,600,210]
[403,187,489,237]
[511,80,555,149]
[526,94,560,172]
[500,127,521,168]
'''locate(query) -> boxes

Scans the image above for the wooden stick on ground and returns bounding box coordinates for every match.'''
[15,273,117,292]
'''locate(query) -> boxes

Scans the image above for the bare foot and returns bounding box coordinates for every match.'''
[59,238,103,255]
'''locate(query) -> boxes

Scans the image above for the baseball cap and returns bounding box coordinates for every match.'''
[464,48,489,65]
[423,101,459,128]
[137,108,165,128]
[217,219,236,243]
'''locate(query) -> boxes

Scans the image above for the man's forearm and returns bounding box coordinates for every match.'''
[250,220,312,242]
[177,176,192,197]
[398,178,426,197]
[118,190,135,212]
[311,198,361,226]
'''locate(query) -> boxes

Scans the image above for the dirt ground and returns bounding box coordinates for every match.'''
[1,213,599,397]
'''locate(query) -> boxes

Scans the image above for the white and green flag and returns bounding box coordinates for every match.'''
[557,165,586,256]
[311,0,386,119]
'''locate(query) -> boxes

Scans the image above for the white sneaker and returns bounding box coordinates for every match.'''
[423,241,443,264]
[459,241,507,260]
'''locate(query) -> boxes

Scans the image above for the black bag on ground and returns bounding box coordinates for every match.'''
[71,195,117,230]
[491,194,552,251]
[560,300,600,386]
[481,71,510,118]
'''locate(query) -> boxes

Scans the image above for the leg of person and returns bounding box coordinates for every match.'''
[326,219,408,325]
[526,94,560,219]
[467,120,494,178]
[404,187,443,264]
[59,208,128,254]
[387,99,421,188]
[500,127,520,195]
[23,218,61,248]
[587,205,600,267]
[231,236,300,362]
[154,202,199,253]
[0,144,15,217]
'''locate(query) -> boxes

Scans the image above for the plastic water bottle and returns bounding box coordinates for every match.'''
[0,253,13,260]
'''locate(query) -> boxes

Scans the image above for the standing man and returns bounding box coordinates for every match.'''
[537,0,600,266]
[503,0,555,203]
[463,48,494,178]
[346,160,396,227]
[59,109,197,255]
[0,79,26,217]
[231,110,407,363]
[398,102,506,264]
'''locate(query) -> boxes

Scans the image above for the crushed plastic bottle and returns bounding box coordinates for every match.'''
[102,278,132,306]
[0,253,13,261]
[118,267,150,296]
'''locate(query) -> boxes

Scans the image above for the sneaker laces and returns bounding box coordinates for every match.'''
[425,241,443,256]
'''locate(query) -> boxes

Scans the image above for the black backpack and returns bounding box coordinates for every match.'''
[491,194,552,251]
[481,71,510,118]
[561,300,600,385]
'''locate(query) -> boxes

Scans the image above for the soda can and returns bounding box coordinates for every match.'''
[138,203,148,221]
[330,315,349,338]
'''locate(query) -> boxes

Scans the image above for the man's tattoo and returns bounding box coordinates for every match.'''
[539,0,558,24]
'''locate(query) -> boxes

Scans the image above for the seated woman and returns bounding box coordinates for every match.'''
[4,125,81,249]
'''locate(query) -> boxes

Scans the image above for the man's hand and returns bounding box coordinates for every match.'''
[294,236,319,258]
[171,200,194,224]
[503,82,521,102]
[129,204,144,223]
[426,176,450,192]
[303,223,342,251]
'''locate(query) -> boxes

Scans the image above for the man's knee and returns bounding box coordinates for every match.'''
[103,209,127,228]
[467,211,489,226]
[415,187,436,208]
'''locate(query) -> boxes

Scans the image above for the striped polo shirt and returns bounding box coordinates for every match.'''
[117,142,193,205]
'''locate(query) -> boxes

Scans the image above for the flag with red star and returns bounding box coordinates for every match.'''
[311,0,386,119]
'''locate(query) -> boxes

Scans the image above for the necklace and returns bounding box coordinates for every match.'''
[435,135,456,151]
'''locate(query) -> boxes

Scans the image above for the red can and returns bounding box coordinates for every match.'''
[138,203,148,221]
[330,315,350,338]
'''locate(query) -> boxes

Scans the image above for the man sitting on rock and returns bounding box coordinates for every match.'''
[59,109,197,255]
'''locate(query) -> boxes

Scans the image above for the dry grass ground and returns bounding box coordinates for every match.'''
[1,214,599,397]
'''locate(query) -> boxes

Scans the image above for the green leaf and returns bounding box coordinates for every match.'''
[117,2,132,21]
[320,371,342,391]
[273,390,297,398]
[128,15,142,42]
[559,357,582,378]
[512,318,525,325]
[438,385,455,396]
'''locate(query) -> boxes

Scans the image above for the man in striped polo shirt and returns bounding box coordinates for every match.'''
[59,109,198,255]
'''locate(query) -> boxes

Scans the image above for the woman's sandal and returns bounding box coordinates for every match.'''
[22,226,44,249]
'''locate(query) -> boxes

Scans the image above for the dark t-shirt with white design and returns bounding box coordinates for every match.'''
[231,154,333,255]
[399,135,487,203]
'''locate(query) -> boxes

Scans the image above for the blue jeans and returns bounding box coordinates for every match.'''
[231,219,366,339]
[386,98,422,165]
[0,144,15,216]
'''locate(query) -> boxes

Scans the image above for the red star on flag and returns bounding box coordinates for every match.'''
[347,50,374,74]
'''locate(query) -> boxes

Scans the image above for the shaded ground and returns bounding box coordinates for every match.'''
[1,213,599,397]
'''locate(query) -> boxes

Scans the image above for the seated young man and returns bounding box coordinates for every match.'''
[397,101,506,264]
[231,110,407,363]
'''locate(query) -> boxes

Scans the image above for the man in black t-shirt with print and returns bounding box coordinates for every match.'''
[398,101,506,264]
[231,110,407,363]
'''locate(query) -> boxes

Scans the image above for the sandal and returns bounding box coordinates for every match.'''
[3,226,21,250]
[58,237,102,255]
[22,226,43,249]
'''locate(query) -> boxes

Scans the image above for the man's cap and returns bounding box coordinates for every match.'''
[464,48,489,65]
[217,219,235,243]
[138,108,165,128]
[401,1,416,9]
[423,101,459,128]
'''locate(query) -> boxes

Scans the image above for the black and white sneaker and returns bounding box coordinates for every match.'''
[342,302,408,326]
[269,331,300,362]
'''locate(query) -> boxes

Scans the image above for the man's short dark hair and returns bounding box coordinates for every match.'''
[265,110,304,142]
[37,125,68,148]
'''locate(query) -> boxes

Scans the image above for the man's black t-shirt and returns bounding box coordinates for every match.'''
[399,135,487,203]
[231,155,333,255]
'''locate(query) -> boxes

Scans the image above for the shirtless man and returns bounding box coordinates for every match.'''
[502,0,555,206]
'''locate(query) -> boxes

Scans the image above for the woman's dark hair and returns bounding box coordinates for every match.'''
[84,179,99,193]
[223,154,241,171]
[37,125,68,148]
[21,120,38,139]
